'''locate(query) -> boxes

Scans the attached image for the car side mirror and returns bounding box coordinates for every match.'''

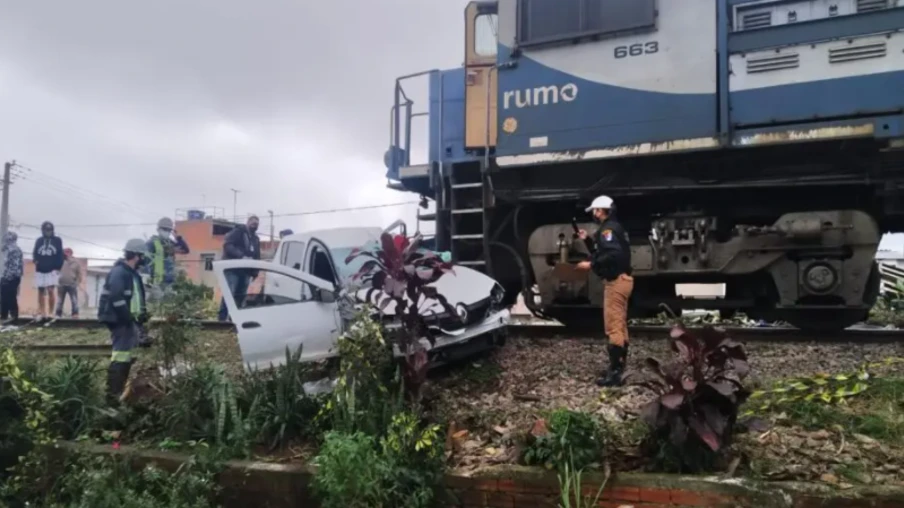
[318,288,337,303]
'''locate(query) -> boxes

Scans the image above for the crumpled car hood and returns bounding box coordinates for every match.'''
[349,264,500,316]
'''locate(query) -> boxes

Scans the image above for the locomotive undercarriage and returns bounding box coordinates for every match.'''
[439,140,904,332]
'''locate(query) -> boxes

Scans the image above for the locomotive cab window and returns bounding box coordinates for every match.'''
[517,0,657,48]
[475,12,498,57]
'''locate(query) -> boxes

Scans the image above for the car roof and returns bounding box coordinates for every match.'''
[279,227,382,250]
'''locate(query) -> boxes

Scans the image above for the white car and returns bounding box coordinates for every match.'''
[214,224,511,370]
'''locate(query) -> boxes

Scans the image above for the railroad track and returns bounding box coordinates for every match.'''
[4,317,904,356]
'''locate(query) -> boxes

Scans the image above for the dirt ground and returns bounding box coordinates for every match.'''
[428,336,904,483]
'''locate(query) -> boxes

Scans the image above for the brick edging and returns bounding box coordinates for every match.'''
[54,442,904,508]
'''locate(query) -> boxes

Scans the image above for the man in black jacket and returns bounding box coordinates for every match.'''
[32,221,64,322]
[97,238,149,404]
[576,195,634,387]
[217,215,261,321]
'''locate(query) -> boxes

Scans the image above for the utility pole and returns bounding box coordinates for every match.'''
[0,162,10,241]
[0,161,11,311]
[267,210,275,241]
[230,188,240,222]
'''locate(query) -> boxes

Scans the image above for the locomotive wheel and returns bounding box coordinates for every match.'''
[766,261,881,333]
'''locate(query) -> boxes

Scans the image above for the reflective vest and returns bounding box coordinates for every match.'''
[151,236,166,284]
[130,274,142,318]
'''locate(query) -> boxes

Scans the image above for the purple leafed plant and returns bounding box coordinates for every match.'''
[637,324,750,470]
[346,232,458,399]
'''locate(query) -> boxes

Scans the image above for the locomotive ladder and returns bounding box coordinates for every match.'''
[448,162,492,275]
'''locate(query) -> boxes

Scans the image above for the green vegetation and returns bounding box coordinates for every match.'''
[523,409,606,472]
[2,260,903,506]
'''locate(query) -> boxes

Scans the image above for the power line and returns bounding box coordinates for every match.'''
[13,221,122,252]
[11,162,158,220]
[42,201,420,228]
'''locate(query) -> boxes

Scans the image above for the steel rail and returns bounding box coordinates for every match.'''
[5,321,904,357]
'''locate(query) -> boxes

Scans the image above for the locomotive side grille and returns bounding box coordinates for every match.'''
[746,53,800,74]
[828,42,887,64]
[742,11,772,30]
[857,0,889,13]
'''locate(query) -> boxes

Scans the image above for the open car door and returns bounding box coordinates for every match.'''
[214,259,342,370]
[304,237,342,288]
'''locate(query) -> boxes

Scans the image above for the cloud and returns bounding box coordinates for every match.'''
[3,1,900,264]
[0,0,465,260]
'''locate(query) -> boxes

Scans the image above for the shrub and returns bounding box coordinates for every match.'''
[524,409,605,472]
[313,431,388,508]
[159,363,257,457]
[0,349,58,503]
[46,453,220,508]
[313,413,445,508]
[379,412,445,508]
[320,311,404,437]
[35,356,105,440]
[242,345,323,450]
[347,232,458,402]
[637,325,750,472]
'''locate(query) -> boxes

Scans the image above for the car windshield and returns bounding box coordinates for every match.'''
[330,246,370,282]
[330,241,445,284]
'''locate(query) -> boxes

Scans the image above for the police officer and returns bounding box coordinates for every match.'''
[97,238,150,404]
[576,195,633,387]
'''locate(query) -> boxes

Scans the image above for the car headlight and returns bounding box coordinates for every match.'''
[490,283,504,305]
[455,303,469,323]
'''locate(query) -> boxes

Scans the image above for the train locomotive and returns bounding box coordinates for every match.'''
[386,0,904,332]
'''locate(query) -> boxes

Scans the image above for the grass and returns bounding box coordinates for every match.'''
[774,377,904,444]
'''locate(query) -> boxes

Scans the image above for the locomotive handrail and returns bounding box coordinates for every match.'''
[389,70,439,181]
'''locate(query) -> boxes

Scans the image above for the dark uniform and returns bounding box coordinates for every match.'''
[589,216,634,387]
[97,257,148,403]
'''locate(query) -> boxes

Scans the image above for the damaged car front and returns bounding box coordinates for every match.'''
[215,224,510,370]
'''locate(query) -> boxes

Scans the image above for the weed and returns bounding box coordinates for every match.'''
[556,454,610,508]
[524,409,605,472]
[777,377,904,444]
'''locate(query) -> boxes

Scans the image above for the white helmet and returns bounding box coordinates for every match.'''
[585,195,614,212]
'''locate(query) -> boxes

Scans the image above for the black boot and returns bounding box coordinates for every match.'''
[106,362,130,405]
[596,344,627,387]
[596,343,628,380]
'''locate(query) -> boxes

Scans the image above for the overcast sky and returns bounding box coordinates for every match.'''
[0,0,467,262]
[0,1,900,263]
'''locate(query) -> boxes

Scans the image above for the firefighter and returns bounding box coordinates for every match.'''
[146,217,190,296]
[97,238,149,404]
[576,195,633,387]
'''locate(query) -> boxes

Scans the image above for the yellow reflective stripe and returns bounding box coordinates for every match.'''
[111,351,132,362]
[152,237,165,284]
[130,276,141,317]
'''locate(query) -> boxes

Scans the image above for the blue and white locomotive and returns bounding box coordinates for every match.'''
[386,0,904,331]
